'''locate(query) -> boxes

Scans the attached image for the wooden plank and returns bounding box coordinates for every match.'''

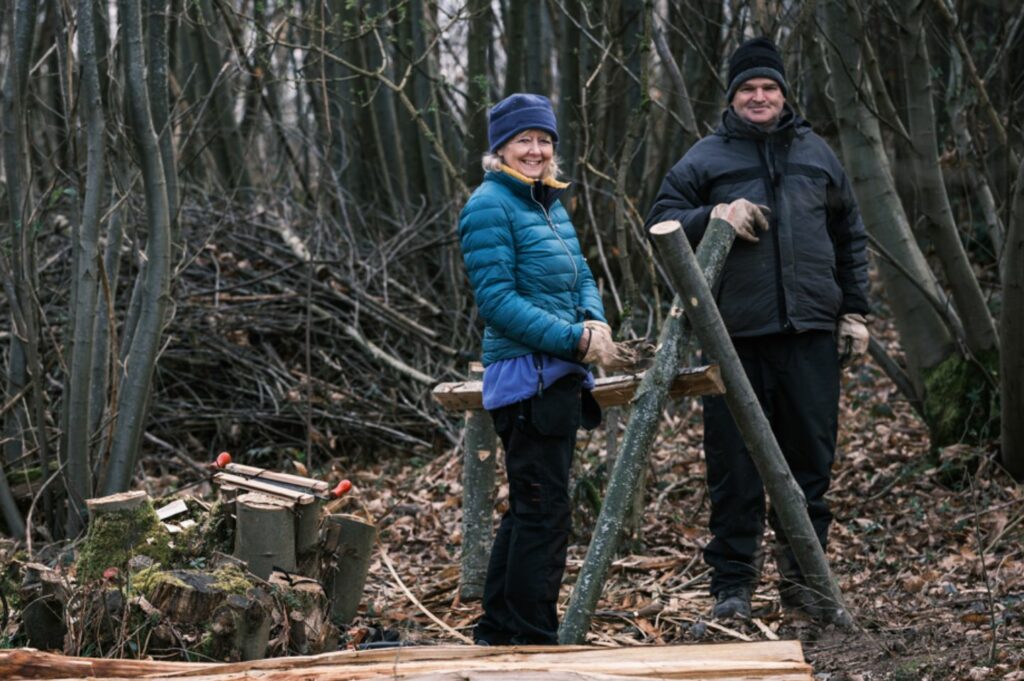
[213,473,315,505]
[0,641,811,680]
[432,365,724,412]
[222,463,330,492]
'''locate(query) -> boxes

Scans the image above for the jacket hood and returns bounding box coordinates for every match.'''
[716,103,812,140]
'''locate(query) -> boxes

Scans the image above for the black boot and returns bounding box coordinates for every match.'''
[712,585,753,620]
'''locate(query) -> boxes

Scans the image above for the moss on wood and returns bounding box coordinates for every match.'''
[923,350,1000,447]
[76,503,173,582]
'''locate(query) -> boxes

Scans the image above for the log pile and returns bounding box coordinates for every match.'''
[0,641,813,680]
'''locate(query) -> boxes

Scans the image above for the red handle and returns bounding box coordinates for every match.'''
[215,451,232,468]
[331,479,352,498]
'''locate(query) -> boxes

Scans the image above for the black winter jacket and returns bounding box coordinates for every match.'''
[646,106,870,338]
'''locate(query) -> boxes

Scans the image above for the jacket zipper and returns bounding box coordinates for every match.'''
[532,192,579,290]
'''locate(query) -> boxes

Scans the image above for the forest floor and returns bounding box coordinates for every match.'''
[338,336,1023,680]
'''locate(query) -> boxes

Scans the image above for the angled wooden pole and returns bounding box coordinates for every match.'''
[649,220,854,629]
[559,219,735,644]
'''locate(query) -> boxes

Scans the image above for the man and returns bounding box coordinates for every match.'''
[645,37,870,620]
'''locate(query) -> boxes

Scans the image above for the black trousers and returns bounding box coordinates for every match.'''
[701,331,839,596]
[474,374,596,645]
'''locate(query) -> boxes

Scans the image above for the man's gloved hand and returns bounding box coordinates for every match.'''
[579,321,637,370]
[837,313,869,360]
[711,198,771,242]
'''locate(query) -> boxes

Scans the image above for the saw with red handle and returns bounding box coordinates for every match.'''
[212,452,352,502]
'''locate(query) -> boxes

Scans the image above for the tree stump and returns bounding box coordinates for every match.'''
[294,501,322,557]
[77,491,171,582]
[322,513,377,624]
[269,571,339,654]
[207,590,273,661]
[234,492,296,579]
[20,563,67,651]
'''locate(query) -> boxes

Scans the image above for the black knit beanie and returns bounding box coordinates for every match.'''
[726,37,788,102]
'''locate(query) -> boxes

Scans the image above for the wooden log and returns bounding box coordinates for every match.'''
[433,365,724,412]
[459,361,496,601]
[19,564,67,651]
[295,502,322,556]
[208,591,273,662]
[322,513,376,624]
[559,219,736,644]
[0,641,813,680]
[85,490,148,517]
[234,492,297,579]
[268,572,339,655]
[649,219,853,628]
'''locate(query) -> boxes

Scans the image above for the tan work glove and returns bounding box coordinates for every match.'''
[579,321,636,370]
[711,198,771,242]
[837,313,869,360]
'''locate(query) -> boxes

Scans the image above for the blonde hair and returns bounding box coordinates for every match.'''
[482,151,562,181]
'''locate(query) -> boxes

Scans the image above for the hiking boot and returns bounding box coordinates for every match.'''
[712,587,752,620]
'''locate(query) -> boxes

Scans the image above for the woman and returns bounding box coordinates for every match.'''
[458,93,630,645]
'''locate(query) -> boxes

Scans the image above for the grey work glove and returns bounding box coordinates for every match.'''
[837,313,869,361]
[711,198,771,242]
[579,321,636,371]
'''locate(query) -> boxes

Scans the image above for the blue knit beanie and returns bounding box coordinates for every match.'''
[726,37,788,102]
[487,93,559,153]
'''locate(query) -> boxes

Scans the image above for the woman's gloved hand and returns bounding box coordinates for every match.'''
[579,321,637,370]
[710,198,771,242]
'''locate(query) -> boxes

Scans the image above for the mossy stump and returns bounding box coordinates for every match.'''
[77,492,172,582]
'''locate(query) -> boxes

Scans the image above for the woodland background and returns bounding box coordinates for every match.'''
[0,0,1022,676]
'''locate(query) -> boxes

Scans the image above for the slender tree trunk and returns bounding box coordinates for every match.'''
[147,0,178,226]
[64,0,107,532]
[101,0,173,495]
[557,0,581,179]
[897,0,998,357]
[504,1,526,96]
[1001,160,1024,480]
[465,0,491,187]
[823,0,954,392]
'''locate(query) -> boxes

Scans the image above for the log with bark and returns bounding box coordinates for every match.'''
[459,362,496,601]
[650,220,853,628]
[0,640,813,680]
[322,513,377,624]
[234,492,297,579]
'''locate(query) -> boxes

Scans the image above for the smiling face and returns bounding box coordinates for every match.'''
[499,129,554,179]
[731,77,785,127]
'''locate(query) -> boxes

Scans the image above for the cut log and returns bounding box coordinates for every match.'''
[85,490,149,517]
[269,571,339,655]
[0,641,813,680]
[234,492,297,579]
[460,361,496,601]
[432,365,724,412]
[295,502,322,556]
[322,513,377,624]
[19,564,67,652]
[207,591,274,662]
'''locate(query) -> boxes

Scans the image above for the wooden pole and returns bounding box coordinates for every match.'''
[459,362,497,601]
[559,219,735,644]
[323,513,377,624]
[649,219,854,628]
[234,493,296,580]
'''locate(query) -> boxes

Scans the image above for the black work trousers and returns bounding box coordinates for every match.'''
[701,331,839,596]
[474,374,595,645]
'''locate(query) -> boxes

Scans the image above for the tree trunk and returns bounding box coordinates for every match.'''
[558,219,735,644]
[1001,159,1024,480]
[465,0,492,187]
[897,0,998,357]
[650,219,853,628]
[101,0,173,495]
[823,0,954,392]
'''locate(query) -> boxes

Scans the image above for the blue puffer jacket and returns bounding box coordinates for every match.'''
[459,167,606,366]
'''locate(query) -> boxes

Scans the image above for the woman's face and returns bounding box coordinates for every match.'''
[500,130,554,179]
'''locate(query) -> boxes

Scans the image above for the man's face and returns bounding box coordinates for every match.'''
[731,77,785,127]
